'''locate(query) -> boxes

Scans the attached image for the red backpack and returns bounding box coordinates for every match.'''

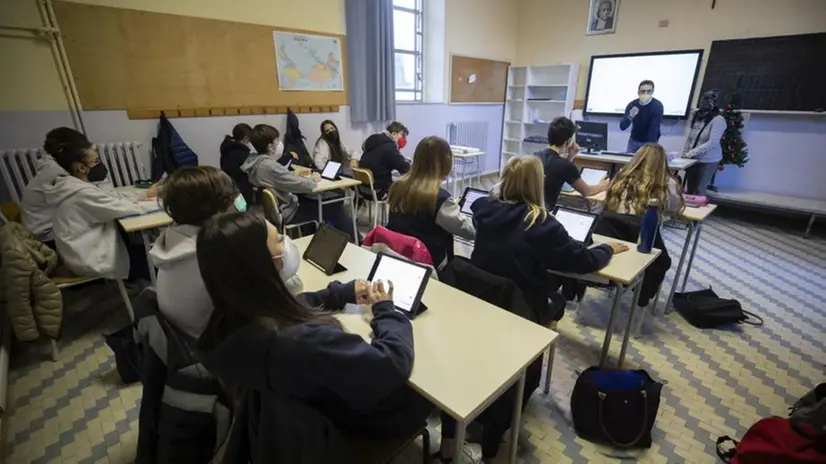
[717,384,826,463]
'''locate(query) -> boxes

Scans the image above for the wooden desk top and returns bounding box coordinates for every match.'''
[118,210,172,232]
[575,153,697,171]
[589,234,661,285]
[559,190,718,223]
[312,177,362,193]
[452,151,485,158]
[295,238,557,421]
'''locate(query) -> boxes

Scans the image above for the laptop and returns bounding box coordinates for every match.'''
[579,167,608,186]
[458,187,488,215]
[302,224,349,275]
[321,160,342,181]
[552,206,598,245]
[367,253,432,319]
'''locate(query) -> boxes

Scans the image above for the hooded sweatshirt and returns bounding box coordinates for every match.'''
[470,197,613,315]
[219,136,254,203]
[240,153,317,222]
[359,132,410,193]
[46,174,156,279]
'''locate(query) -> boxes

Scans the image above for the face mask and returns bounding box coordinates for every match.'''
[398,136,407,149]
[639,94,652,105]
[699,100,713,111]
[274,140,285,157]
[325,130,340,143]
[276,236,300,282]
[245,141,255,152]
[87,163,108,182]
[233,194,247,212]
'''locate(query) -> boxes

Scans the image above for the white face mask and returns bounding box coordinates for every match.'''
[274,140,285,157]
[277,236,300,282]
[639,94,652,105]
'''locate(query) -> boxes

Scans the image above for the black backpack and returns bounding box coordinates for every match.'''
[673,287,763,329]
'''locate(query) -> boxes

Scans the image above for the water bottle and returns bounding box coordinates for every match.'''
[637,199,659,253]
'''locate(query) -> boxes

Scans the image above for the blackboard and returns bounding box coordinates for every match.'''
[700,33,826,112]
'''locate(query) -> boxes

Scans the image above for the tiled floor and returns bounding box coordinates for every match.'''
[3,211,825,463]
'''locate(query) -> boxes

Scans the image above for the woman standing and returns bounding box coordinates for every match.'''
[681,90,727,195]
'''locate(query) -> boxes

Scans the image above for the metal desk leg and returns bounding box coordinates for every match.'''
[141,230,156,287]
[618,279,643,368]
[805,214,815,238]
[317,196,323,226]
[543,343,556,395]
[680,222,704,292]
[349,192,357,244]
[665,221,695,313]
[509,371,527,464]
[599,284,624,367]
[452,418,467,463]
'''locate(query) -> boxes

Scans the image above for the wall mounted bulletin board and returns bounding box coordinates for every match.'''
[449,55,509,104]
[52,2,348,119]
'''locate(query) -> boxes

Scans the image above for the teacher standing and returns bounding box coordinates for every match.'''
[681,90,726,196]
[619,80,664,153]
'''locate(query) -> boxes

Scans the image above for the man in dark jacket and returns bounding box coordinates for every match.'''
[359,121,410,196]
[220,123,255,203]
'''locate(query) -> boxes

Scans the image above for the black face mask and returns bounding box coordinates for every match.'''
[324,130,340,143]
[87,163,108,182]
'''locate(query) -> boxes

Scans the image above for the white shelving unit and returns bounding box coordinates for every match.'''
[501,63,579,168]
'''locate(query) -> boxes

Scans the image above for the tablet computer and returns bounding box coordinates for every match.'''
[321,160,342,181]
[552,206,598,245]
[458,187,488,215]
[367,253,432,318]
[302,224,349,275]
[579,167,608,186]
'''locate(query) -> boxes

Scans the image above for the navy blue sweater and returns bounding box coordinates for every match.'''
[470,198,613,314]
[619,98,664,143]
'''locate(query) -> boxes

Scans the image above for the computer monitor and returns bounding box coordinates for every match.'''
[575,121,608,153]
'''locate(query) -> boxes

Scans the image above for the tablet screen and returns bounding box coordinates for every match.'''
[460,188,487,215]
[580,167,608,186]
[368,255,429,312]
[304,225,348,272]
[322,161,341,180]
[554,208,597,242]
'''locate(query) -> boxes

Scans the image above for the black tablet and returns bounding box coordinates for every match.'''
[367,253,432,318]
[552,206,598,245]
[459,187,488,215]
[302,224,349,275]
[321,160,342,180]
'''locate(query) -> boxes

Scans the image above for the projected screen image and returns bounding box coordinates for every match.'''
[584,50,703,118]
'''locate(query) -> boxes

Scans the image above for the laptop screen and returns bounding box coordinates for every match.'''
[580,167,608,186]
[554,208,597,242]
[368,254,429,312]
[460,188,488,215]
[321,161,342,180]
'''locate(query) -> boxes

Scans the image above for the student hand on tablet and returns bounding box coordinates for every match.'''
[608,242,629,254]
[367,280,394,306]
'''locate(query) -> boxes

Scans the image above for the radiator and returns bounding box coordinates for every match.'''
[445,121,488,176]
[0,142,146,203]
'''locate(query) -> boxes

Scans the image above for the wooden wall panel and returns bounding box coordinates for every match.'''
[450,55,509,104]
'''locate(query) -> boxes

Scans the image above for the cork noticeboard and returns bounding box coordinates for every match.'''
[53,2,348,114]
[449,55,509,104]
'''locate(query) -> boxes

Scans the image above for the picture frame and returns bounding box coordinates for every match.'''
[587,0,620,36]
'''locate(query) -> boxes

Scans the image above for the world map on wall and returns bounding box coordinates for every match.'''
[273,31,344,91]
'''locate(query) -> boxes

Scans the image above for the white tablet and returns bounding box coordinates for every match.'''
[580,167,608,186]
[459,187,488,215]
[552,206,598,244]
[367,253,432,317]
[321,160,342,180]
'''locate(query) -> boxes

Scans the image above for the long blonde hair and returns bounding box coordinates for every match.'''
[500,156,548,230]
[605,143,684,215]
[389,136,453,215]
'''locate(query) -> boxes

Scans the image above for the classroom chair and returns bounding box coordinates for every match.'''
[352,167,388,228]
[345,427,431,464]
[259,187,318,238]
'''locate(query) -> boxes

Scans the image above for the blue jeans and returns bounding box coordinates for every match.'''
[626,138,648,154]
[685,162,718,196]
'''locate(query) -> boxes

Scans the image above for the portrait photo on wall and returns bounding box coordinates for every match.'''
[587,0,620,35]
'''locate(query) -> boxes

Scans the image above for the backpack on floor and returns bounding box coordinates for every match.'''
[717,383,826,463]
[673,287,763,329]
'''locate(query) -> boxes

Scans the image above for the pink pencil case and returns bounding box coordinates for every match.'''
[683,194,709,207]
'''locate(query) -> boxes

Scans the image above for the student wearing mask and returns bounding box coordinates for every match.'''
[620,80,664,153]
[220,123,255,204]
[196,212,433,459]
[386,136,475,269]
[681,90,726,196]
[47,145,157,280]
[148,166,244,339]
[359,121,410,197]
[313,120,356,171]
[534,117,608,209]
[242,124,356,241]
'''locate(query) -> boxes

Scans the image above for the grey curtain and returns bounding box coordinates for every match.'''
[345,0,396,123]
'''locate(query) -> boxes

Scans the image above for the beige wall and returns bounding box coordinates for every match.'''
[445,0,518,64]
[516,0,826,99]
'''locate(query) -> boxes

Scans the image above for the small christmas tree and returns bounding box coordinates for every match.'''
[709,88,749,191]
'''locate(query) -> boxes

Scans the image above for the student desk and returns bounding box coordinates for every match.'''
[294,237,557,464]
[449,150,485,197]
[116,188,172,286]
[663,204,718,313]
[308,177,361,243]
[575,152,698,173]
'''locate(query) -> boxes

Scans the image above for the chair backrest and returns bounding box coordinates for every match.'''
[259,187,284,229]
[362,226,434,266]
[351,167,375,191]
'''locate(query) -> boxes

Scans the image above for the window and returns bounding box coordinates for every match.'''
[393,0,423,102]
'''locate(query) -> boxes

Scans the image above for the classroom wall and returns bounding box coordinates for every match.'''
[516,0,826,200]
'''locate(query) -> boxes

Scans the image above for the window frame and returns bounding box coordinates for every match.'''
[393,0,424,102]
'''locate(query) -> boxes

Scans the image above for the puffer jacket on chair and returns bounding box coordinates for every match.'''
[0,223,62,341]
